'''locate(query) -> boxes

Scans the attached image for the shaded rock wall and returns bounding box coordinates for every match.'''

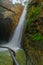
[0,4,24,43]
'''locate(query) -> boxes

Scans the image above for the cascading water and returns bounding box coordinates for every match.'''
[0,6,27,65]
[0,1,31,65]
[0,6,27,51]
[0,9,27,63]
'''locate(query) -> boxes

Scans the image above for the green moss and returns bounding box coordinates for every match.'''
[0,50,13,65]
[26,4,41,25]
[15,49,26,65]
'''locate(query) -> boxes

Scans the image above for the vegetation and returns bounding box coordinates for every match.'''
[15,49,26,65]
[0,49,26,65]
[22,0,43,65]
[0,50,13,65]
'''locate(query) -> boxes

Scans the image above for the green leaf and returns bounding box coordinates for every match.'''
[32,33,43,41]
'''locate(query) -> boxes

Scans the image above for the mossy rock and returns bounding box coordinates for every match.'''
[0,50,13,65]
[15,49,26,65]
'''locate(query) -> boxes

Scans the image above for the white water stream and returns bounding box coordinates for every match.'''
[0,1,31,65]
[0,6,27,51]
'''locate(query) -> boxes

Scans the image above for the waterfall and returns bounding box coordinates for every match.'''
[1,6,27,51]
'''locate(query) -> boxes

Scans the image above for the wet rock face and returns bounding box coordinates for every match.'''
[0,4,24,43]
[0,13,13,42]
